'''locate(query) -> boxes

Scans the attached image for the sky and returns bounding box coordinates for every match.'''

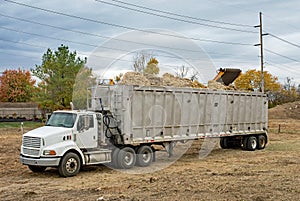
[0,0,299,85]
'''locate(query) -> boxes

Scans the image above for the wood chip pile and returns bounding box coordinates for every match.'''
[207,80,236,90]
[121,72,150,86]
[121,72,234,90]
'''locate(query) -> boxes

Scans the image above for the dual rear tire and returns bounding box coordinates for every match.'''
[243,136,257,151]
[243,135,267,151]
[220,134,267,151]
[110,145,154,169]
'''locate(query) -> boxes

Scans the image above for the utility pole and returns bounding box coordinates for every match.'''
[254,12,268,93]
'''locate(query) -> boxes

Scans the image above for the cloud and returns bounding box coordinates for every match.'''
[0,0,299,85]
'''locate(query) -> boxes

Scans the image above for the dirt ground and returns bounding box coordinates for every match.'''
[0,108,299,200]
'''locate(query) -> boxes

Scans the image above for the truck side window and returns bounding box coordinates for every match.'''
[77,116,84,131]
[77,115,94,131]
[89,115,94,128]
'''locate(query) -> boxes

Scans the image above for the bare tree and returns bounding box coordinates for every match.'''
[190,69,199,81]
[132,52,151,74]
[176,65,189,78]
[283,77,295,93]
[175,65,199,81]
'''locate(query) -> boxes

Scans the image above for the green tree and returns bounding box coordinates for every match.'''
[72,67,95,110]
[0,68,36,102]
[31,44,86,111]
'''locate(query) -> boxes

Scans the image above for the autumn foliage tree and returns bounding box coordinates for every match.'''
[0,69,36,102]
[144,57,160,75]
[234,69,284,107]
[234,69,281,92]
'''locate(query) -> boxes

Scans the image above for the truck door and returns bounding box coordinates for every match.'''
[75,114,98,148]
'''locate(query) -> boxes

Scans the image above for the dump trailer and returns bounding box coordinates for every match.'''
[20,85,268,177]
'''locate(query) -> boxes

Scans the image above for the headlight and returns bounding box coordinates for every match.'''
[43,150,57,156]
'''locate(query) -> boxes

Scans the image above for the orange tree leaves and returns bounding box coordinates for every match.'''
[234,69,281,92]
[0,69,36,102]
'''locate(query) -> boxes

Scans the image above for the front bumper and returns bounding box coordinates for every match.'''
[20,155,61,167]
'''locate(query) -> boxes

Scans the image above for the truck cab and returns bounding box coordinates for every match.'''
[20,110,111,177]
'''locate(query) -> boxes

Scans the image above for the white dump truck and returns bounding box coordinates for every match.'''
[20,85,268,177]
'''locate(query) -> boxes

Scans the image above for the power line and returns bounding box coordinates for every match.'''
[268,61,300,73]
[0,34,259,71]
[267,33,300,49]
[0,13,257,61]
[0,50,39,59]
[0,26,98,48]
[263,13,300,32]
[3,0,253,46]
[3,25,295,78]
[107,0,253,28]
[95,0,257,33]
[265,60,300,75]
[0,30,254,63]
[0,12,260,61]
[0,38,47,49]
[264,48,300,63]
[0,13,240,54]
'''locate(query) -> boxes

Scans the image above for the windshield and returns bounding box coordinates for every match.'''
[46,113,77,128]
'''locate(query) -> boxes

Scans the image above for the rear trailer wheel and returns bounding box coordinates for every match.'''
[28,165,47,172]
[243,136,257,151]
[257,135,267,149]
[58,152,81,177]
[136,145,153,167]
[118,147,136,169]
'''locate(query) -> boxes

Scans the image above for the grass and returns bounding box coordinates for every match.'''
[267,141,300,151]
[0,121,44,129]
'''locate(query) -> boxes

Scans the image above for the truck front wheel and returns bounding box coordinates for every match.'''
[28,165,47,172]
[58,152,81,177]
[118,147,136,169]
[136,145,153,167]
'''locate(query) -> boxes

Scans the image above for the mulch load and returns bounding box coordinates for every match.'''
[121,72,234,90]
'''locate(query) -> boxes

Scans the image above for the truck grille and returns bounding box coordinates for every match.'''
[23,147,40,156]
[23,136,41,148]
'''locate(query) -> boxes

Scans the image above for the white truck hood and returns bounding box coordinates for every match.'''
[24,126,73,138]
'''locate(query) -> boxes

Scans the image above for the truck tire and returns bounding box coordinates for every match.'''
[243,136,257,151]
[117,147,136,169]
[220,138,230,149]
[28,165,47,172]
[107,148,121,169]
[257,135,266,149]
[136,145,153,167]
[58,152,81,177]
